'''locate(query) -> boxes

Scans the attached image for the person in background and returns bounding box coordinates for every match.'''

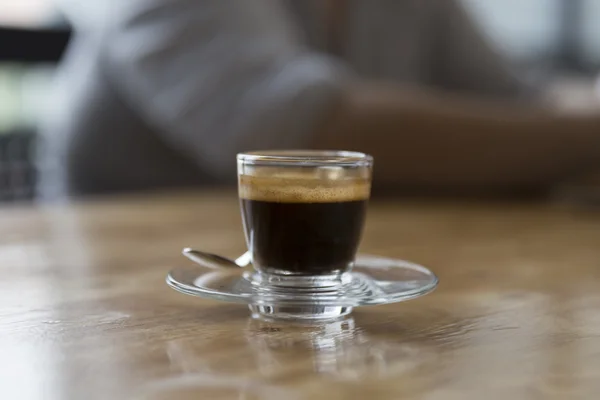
[38,0,600,200]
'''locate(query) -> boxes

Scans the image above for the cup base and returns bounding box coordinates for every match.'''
[247,272,352,320]
[249,304,353,321]
[249,271,350,290]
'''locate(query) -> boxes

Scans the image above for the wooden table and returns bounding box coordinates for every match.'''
[2,191,600,399]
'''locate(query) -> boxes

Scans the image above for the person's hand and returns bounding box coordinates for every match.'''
[546,76,600,115]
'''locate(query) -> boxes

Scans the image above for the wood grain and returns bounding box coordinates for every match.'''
[1,191,600,399]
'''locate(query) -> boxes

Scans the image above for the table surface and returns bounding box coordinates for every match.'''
[2,191,600,400]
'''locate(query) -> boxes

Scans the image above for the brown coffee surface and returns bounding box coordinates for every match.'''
[238,174,371,203]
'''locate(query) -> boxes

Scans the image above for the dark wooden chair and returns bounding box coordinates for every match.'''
[0,26,70,62]
[0,25,70,201]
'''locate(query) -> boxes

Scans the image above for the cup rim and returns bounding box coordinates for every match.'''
[237,150,373,167]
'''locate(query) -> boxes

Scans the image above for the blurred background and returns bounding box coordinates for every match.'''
[0,0,599,202]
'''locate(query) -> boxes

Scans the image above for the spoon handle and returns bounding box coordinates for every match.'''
[182,248,241,269]
[234,251,252,267]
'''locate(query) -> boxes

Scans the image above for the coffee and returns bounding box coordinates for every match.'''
[239,174,370,275]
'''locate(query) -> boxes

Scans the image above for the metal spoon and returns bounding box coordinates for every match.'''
[182,248,251,269]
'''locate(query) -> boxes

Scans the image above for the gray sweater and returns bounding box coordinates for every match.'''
[38,0,527,199]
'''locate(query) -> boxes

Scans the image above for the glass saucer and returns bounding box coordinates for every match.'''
[166,254,438,321]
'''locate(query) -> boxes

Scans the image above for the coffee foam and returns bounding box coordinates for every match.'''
[239,174,370,203]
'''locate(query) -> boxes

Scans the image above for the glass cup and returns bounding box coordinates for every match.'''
[237,150,373,290]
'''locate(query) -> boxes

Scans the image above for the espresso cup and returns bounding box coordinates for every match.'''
[237,150,373,283]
